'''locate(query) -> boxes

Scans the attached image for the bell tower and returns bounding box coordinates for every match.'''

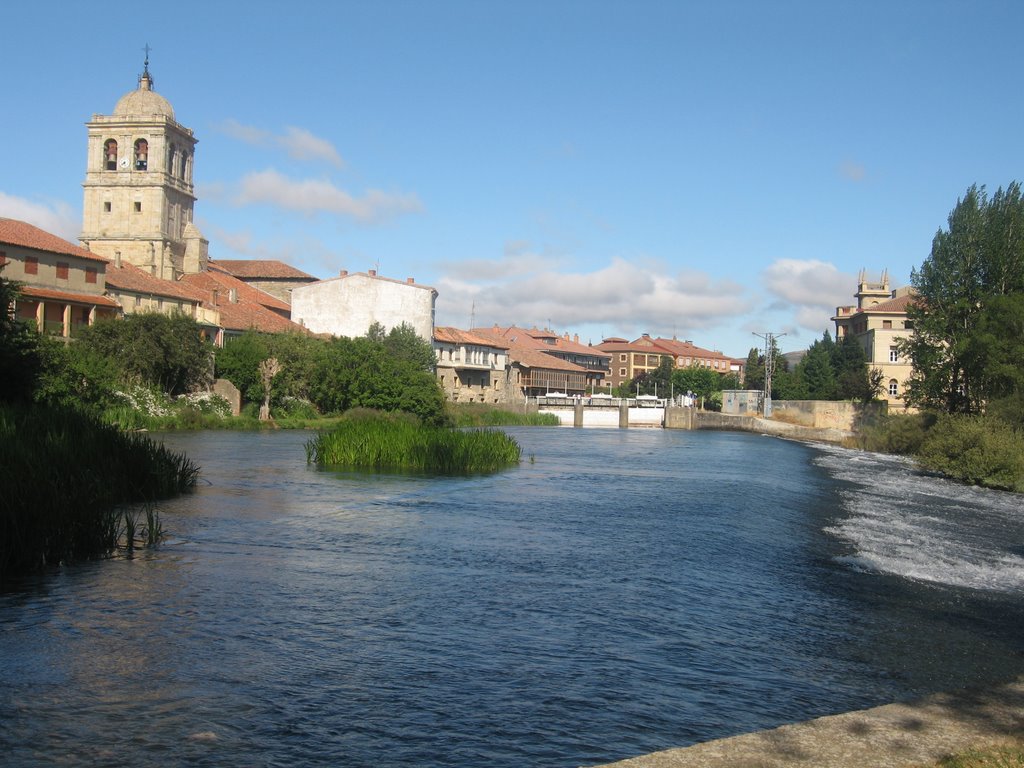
[80,51,208,279]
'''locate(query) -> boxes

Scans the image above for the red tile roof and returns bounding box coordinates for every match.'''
[17,285,120,307]
[211,259,317,280]
[433,326,510,348]
[0,218,108,263]
[183,265,293,313]
[105,262,202,301]
[179,268,306,334]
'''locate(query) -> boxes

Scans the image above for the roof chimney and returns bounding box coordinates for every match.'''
[114,251,121,268]
[368,269,377,277]
[406,277,414,284]
[339,269,348,277]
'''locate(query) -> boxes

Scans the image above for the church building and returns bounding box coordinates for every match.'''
[79,53,208,281]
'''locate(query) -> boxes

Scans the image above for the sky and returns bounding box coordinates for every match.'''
[3,1,1022,357]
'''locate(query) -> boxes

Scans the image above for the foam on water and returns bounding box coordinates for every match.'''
[814,444,1024,593]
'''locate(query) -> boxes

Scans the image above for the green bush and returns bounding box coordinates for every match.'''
[917,415,1024,492]
[853,412,934,454]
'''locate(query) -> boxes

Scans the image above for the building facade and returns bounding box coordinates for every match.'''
[1,218,119,337]
[832,271,915,408]
[80,59,209,281]
[291,269,437,340]
[433,327,511,403]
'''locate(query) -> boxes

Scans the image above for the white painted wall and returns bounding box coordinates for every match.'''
[291,272,436,339]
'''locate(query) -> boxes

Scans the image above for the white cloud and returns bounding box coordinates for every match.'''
[0,192,79,240]
[761,258,855,334]
[434,256,751,340]
[217,120,344,168]
[278,127,344,168]
[233,169,422,221]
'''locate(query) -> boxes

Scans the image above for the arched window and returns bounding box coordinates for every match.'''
[888,379,899,397]
[134,139,148,171]
[168,144,177,174]
[104,139,118,171]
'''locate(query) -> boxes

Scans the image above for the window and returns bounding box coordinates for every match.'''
[134,138,149,171]
[134,201,142,213]
[882,320,892,329]
[104,139,118,170]
[634,354,646,365]
[56,262,69,280]
[85,267,98,284]
[619,353,626,362]
[889,347,899,363]
[103,201,111,213]
[888,379,899,397]
[619,368,627,377]
[25,256,38,275]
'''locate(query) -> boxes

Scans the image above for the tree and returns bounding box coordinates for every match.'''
[78,312,213,396]
[0,271,41,404]
[902,183,1024,413]
[797,339,836,400]
[383,323,436,373]
[258,357,281,421]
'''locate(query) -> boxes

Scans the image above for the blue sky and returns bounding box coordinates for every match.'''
[3,1,1022,357]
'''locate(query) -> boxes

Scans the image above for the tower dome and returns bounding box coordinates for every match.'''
[112,68,174,120]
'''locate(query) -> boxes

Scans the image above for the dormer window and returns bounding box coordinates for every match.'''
[104,139,118,170]
[134,139,149,171]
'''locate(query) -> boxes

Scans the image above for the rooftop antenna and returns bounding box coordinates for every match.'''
[469,300,476,330]
[752,331,786,418]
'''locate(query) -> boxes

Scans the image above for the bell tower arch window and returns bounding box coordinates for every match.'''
[168,144,177,175]
[104,139,118,171]
[134,139,149,171]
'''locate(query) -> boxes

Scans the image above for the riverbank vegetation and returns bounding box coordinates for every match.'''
[852,183,1024,493]
[305,410,522,474]
[0,404,199,582]
[0,274,201,582]
[448,402,560,427]
[930,741,1024,768]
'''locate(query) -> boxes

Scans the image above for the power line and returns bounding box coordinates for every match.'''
[752,331,786,417]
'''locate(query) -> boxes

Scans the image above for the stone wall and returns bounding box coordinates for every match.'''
[769,399,886,430]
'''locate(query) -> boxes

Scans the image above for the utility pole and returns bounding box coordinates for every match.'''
[752,331,786,417]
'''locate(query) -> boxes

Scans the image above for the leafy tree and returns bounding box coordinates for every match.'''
[671,365,721,400]
[0,271,41,403]
[832,335,878,401]
[34,336,120,413]
[383,322,436,373]
[902,182,1024,413]
[215,330,270,404]
[77,312,213,397]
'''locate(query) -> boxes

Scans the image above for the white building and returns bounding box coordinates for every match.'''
[291,269,437,340]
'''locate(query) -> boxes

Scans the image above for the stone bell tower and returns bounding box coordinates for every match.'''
[80,51,208,279]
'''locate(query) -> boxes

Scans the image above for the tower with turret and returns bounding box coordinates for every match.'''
[80,53,208,279]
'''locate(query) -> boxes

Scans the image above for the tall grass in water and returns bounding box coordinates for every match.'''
[0,405,199,581]
[306,414,521,474]
[449,403,561,428]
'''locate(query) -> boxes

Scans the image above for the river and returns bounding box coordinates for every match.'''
[2,428,1023,767]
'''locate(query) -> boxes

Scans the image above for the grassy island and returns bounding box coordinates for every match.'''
[306,412,522,474]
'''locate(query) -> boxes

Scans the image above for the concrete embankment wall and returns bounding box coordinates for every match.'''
[589,676,1024,768]
[666,408,853,444]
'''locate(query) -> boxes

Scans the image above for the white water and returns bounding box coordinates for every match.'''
[815,444,1024,593]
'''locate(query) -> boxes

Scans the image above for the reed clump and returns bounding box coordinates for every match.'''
[449,402,561,427]
[306,412,521,474]
[0,404,199,581]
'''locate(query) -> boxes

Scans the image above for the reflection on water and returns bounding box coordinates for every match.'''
[2,429,1023,767]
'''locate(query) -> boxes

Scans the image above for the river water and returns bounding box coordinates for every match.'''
[2,428,1023,767]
